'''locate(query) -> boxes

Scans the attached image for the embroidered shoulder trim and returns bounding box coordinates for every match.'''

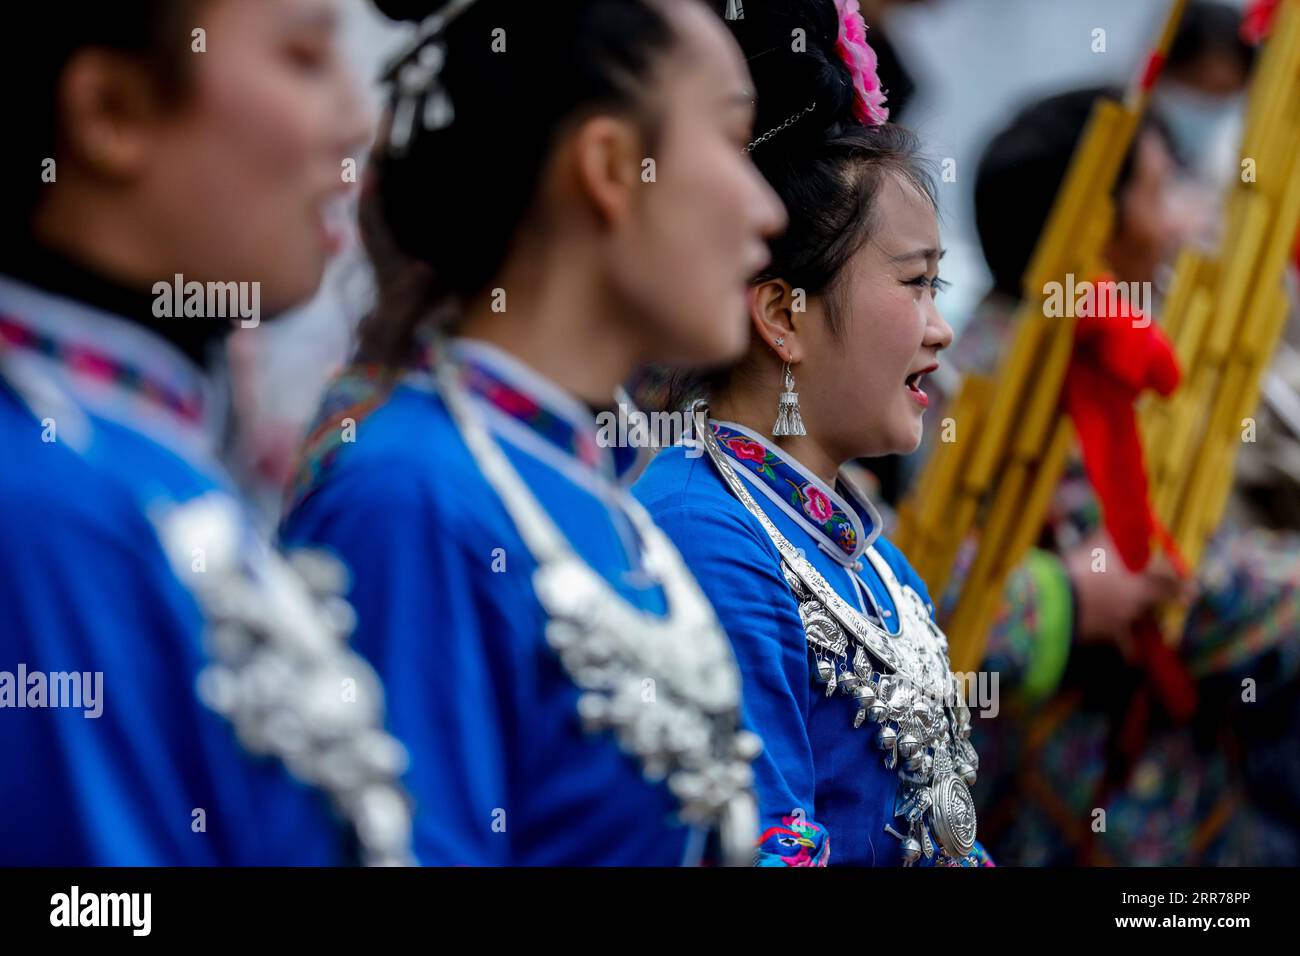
[0,311,205,426]
[288,364,396,510]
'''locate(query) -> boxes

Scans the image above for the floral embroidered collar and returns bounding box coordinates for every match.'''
[0,274,219,461]
[449,339,645,484]
[711,419,882,566]
[288,338,648,512]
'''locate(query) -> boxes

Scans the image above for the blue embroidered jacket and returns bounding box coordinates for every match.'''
[281,340,701,865]
[0,275,344,865]
[634,420,992,866]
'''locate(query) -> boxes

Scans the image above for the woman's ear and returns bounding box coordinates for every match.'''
[567,114,644,229]
[748,278,803,363]
[57,48,161,180]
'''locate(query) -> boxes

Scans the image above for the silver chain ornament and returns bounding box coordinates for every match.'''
[151,494,417,867]
[383,0,478,156]
[433,350,762,865]
[744,102,817,154]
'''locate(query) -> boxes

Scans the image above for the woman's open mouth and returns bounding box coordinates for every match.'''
[905,365,937,408]
[316,193,353,256]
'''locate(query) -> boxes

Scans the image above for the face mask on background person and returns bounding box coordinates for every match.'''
[1153,83,1245,185]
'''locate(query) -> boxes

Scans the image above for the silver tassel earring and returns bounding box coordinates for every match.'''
[773,362,806,437]
[725,0,744,22]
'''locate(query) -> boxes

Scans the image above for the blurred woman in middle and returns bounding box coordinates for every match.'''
[281,0,787,865]
[636,0,991,866]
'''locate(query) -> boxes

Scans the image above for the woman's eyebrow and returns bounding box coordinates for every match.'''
[887,247,947,265]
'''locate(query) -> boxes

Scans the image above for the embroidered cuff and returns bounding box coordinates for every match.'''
[755,815,830,867]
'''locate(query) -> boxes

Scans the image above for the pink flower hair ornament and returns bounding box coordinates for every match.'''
[834,0,889,126]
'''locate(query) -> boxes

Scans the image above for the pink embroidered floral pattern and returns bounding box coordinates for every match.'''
[804,486,835,523]
[711,423,864,558]
[725,436,769,465]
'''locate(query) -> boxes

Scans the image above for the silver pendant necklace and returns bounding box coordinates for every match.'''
[695,405,979,865]
[2,334,417,867]
[434,351,761,865]
[150,496,418,867]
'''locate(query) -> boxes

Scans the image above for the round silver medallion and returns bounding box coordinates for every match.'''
[929,772,977,859]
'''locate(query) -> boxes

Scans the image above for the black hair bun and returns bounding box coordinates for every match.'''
[720,0,859,143]
[371,0,453,24]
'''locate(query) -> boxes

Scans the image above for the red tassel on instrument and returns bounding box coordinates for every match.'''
[1061,275,1197,724]
[1061,275,1180,573]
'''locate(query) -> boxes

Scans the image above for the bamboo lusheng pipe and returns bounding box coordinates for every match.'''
[895,0,1191,673]
[1156,218,1261,524]
[1159,286,1293,641]
[1159,91,1300,544]
[1030,0,1295,663]
[896,375,988,547]
[1197,221,1299,533]
[1241,1,1300,177]
[1147,276,1214,506]
[1207,194,1271,360]
[1142,0,1300,645]
[949,417,1076,674]
[901,376,994,591]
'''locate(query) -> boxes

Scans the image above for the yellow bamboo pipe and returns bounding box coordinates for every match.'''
[902,0,1192,659]
[926,494,980,604]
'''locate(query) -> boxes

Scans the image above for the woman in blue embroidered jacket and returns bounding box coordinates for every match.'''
[281,0,786,865]
[0,0,403,864]
[635,0,991,866]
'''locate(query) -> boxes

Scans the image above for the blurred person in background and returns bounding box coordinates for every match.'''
[1157,0,1257,193]
[0,0,409,864]
[925,75,1300,865]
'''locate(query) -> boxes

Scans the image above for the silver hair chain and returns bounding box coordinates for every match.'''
[744,101,817,154]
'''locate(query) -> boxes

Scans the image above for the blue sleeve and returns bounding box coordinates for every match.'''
[0,480,338,865]
[650,501,830,866]
[282,457,521,866]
